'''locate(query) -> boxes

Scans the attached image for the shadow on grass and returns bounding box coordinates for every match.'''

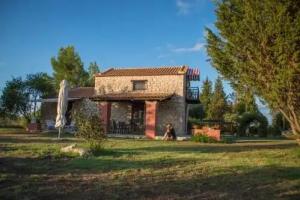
[123,142,298,154]
[1,165,299,200]
[116,166,300,200]
[0,154,203,175]
[0,145,18,152]
[0,134,79,144]
[236,138,287,143]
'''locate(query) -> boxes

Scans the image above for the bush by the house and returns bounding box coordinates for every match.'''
[191,134,218,143]
[72,98,105,155]
[237,112,268,137]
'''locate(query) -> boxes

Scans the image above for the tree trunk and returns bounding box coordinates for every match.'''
[279,108,300,137]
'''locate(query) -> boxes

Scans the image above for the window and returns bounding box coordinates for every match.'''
[132,80,147,91]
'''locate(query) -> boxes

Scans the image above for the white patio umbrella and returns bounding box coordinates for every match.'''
[55,80,69,139]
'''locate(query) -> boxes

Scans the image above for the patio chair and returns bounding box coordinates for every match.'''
[65,121,76,133]
[45,120,55,130]
[111,120,118,134]
[118,121,130,134]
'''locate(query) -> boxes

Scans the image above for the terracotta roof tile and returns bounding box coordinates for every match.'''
[91,92,174,101]
[96,66,189,77]
[68,87,95,98]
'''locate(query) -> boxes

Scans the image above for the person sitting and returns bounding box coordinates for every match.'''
[163,123,177,140]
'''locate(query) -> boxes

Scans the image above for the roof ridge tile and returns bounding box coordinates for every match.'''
[96,66,190,77]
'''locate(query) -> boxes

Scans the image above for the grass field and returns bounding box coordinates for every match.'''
[0,128,300,200]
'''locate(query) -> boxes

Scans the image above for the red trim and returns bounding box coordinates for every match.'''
[145,101,158,139]
[99,102,111,133]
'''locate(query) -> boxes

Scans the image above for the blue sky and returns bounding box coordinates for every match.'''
[0,0,271,119]
[0,0,224,91]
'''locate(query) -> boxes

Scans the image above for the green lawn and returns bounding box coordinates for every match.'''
[0,129,299,200]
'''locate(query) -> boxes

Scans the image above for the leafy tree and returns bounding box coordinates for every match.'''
[0,73,56,123]
[51,46,88,89]
[87,62,100,86]
[206,0,300,135]
[235,91,258,115]
[26,73,56,119]
[0,77,31,121]
[0,99,4,118]
[223,92,237,122]
[210,77,227,120]
[199,77,213,119]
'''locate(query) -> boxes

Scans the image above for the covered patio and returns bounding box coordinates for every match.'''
[91,92,174,139]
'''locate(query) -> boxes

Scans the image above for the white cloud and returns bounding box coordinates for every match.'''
[157,54,170,59]
[172,42,204,53]
[176,0,191,15]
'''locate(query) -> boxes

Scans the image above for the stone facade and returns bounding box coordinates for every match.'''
[95,74,188,135]
[95,75,186,96]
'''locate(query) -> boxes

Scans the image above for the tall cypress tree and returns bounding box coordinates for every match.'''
[200,77,213,119]
[206,0,300,135]
[210,77,227,120]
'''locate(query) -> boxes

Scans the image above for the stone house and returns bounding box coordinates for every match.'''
[41,66,200,138]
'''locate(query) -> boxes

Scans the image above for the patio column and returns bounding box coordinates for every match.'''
[145,101,158,139]
[99,102,111,134]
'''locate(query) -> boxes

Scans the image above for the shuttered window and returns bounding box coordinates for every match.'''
[132,80,147,90]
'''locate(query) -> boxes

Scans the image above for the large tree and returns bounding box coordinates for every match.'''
[206,0,300,135]
[235,90,258,115]
[51,46,88,89]
[0,77,31,121]
[26,73,56,118]
[87,62,100,86]
[210,77,227,120]
[0,73,56,122]
[199,77,213,119]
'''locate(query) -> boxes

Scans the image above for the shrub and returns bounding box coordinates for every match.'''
[0,117,24,128]
[237,112,268,137]
[191,134,218,143]
[221,135,236,143]
[72,98,105,154]
[267,125,281,137]
[19,117,30,129]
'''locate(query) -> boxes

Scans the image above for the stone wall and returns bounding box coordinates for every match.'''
[95,74,188,135]
[156,100,186,136]
[95,75,186,97]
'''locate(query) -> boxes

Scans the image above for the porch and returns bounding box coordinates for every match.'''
[91,92,175,139]
[109,101,146,135]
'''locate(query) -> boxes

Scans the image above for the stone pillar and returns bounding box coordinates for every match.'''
[99,102,111,134]
[145,101,158,139]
